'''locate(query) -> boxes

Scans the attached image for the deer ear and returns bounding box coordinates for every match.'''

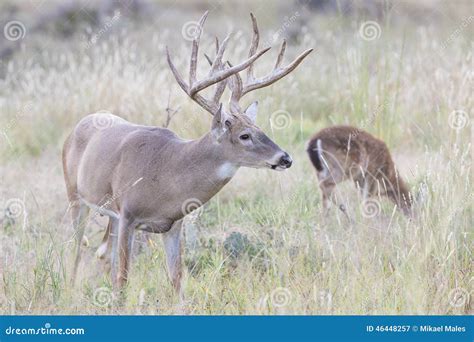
[244,101,258,123]
[211,104,228,139]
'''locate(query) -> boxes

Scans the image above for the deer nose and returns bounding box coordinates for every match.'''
[279,153,293,168]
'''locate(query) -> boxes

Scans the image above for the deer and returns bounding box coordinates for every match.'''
[306,126,412,218]
[62,11,312,297]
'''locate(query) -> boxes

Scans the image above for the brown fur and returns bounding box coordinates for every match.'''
[307,125,412,216]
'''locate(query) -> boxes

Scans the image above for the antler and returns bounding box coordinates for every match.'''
[227,13,313,113]
[166,11,271,115]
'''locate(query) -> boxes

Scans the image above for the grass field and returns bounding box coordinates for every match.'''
[0,0,472,314]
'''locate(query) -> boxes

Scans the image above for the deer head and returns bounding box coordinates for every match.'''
[166,11,313,171]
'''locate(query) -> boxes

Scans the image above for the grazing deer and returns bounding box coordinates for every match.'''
[306,126,412,217]
[62,11,312,295]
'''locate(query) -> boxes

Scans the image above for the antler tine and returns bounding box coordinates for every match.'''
[247,13,259,82]
[208,32,231,76]
[226,61,244,114]
[189,11,209,86]
[241,47,313,96]
[275,40,286,69]
[203,51,228,108]
[204,53,213,67]
[189,46,270,97]
[168,12,288,116]
[214,36,220,55]
[167,46,218,114]
[166,46,189,94]
[212,77,227,105]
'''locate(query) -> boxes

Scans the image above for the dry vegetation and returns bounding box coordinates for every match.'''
[0,0,472,314]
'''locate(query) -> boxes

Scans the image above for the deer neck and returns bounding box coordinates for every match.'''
[180,132,239,195]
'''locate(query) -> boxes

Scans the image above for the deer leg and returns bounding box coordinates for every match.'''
[320,181,335,214]
[320,181,348,215]
[110,217,119,286]
[162,219,183,298]
[320,181,352,222]
[96,218,114,260]
[112,215,135,290]
[70,201,89,285]
[387,189,413,218]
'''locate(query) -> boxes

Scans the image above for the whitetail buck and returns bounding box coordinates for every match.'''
[307,126,412,217]
[62,12,312,295]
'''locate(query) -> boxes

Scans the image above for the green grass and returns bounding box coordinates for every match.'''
[0,1,472,314]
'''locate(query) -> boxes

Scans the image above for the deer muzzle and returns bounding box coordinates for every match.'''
[268,152,293,170]
[278,152,293,168]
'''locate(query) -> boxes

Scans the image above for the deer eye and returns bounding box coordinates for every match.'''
[239,134,250,140]
[225,120,232,127]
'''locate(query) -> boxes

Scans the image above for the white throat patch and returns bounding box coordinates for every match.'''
[216,163,238,180]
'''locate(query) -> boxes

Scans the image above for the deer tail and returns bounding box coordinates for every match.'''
[307,138,324,172]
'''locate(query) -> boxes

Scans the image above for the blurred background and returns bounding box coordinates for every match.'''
[0,0,472,314]
[0,0,472,155]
